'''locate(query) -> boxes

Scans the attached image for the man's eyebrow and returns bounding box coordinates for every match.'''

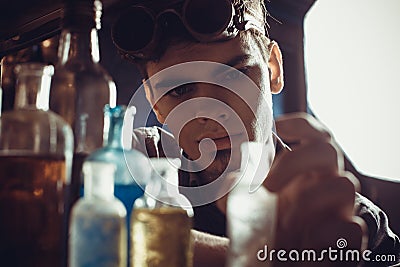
[152,54,253,89]
[153,77,195,90]
[212,54,253,76]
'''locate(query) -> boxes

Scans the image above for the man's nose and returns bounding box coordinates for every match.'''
[192,84,232,124]
[195,107,229,124]
[193,97,230,124]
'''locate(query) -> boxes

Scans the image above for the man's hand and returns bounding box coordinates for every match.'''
[264,113,367,266]
[191,229,229,267]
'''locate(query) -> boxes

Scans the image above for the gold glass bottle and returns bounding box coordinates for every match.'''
[131,158,194,267]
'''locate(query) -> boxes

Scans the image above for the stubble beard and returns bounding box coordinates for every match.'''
[195,149,232,185]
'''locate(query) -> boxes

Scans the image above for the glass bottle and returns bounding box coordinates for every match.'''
[85,104,151,267]
[131,158,194,267]
[69,161,127,267]
[85,104,151,218]
[49,0,117,207]
[226,142,277,267]
[0,63,73,267]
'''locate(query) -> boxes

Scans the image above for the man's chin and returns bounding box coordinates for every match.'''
[195,149,240,185]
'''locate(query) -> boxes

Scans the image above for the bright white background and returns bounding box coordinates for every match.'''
[304,0,400,179]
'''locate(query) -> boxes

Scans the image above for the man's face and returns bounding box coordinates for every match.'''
[145,35,276,183]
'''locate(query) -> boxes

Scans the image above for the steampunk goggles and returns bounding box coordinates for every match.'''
[111,0,266,61]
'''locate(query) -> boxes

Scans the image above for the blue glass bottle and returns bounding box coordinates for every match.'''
[70,161,127,267]
[84,105,151,219]
[84,105,151,266]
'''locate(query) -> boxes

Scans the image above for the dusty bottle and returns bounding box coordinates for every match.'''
[49,0,117,207]
[69,161,127,267]
[0,63,73,267]
[226,142,277,267]
[131,158,194,267]
[84,104,151,214]
[84,104,152,266]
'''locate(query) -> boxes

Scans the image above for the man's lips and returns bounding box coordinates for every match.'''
[197,132,245,150]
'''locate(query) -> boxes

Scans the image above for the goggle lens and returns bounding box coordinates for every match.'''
[112,7,155,52]
[184,0,232,34]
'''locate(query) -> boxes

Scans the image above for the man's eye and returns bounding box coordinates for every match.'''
[167,85,193,97]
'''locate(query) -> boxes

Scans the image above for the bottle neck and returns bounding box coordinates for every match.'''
[105,115,124,148]
[103,106,135,149]
[148,166,180,199]
[83,162,115,201]
[57,28,100,65]
[14,64,53,110]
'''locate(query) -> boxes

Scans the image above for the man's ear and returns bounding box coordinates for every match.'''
[268,41,284,94]
[143,79,166,124]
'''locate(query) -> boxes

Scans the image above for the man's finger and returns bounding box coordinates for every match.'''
[279,174,357,233]
[264,141,344,192]
[275,113,332,143]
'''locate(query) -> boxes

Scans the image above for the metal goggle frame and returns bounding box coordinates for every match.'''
[111,0,266,61]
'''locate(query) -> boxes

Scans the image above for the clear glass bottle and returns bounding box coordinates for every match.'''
[226,142,277,267]
[131,158,194,267]
[69,161,127,267]
[0,63,73,267]
[49,0,117,206]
